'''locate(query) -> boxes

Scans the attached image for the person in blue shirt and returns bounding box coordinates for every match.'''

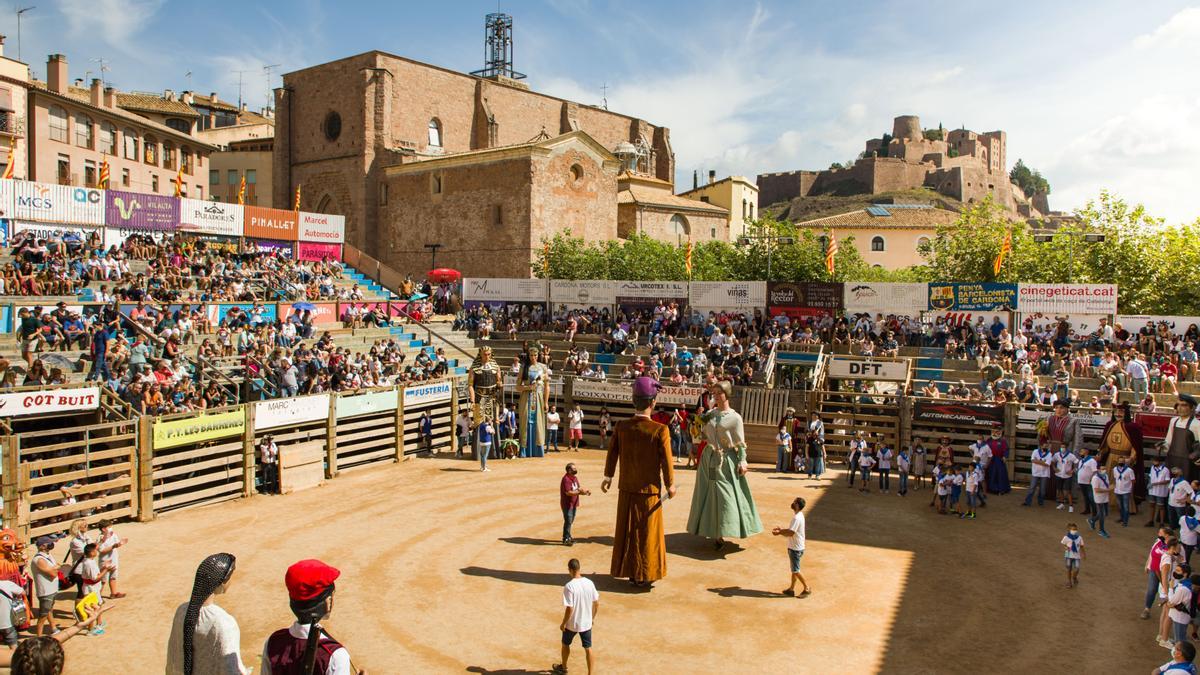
[63,313,88,351]
[86,325,111,382]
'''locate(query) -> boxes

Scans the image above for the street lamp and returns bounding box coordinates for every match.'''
[16,7,35,63]
[1032,231,1106,283]
[737,234,794,280]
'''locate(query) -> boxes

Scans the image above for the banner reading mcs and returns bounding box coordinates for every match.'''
[13,181,105,224]
[550,280,616,307]
[464,278,548,303]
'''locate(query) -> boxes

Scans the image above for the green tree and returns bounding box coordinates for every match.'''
[1009,159,1051,196]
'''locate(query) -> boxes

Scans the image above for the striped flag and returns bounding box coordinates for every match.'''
[685,237,693,277]
[98,159,110,189]
[237,175,246,205]
[542,241,551,277]
[825,231,838,276]
[1,145,12,180]
[294,184,301,211]
[173,167,184,197]
[994,229,1012,276]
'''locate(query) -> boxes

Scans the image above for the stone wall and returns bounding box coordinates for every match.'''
[529,145,618,247]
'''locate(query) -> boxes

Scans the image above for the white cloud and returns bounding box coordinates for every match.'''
[929,66,964,84]
[1133,7,1200,48]
[58,0,164,52]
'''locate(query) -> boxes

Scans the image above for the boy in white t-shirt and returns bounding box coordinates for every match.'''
[857,451,876,495]
[963,462,981,520]
[775,427,792,474]
[555,558,599,675]
[1061,523,1085,588]
[1147,455,1172,528]
[96,519,127,599]
[1170,468,1195,526]
[567,405,584,452]
[1180,506,1200,565]
[771,497,812,597]
[1052,446,1078,513]
[1112,459,1136,526]
[1024,446,1053,508]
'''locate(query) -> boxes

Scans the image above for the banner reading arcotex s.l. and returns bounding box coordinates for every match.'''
[1017,284,1117,314]
[105,189,179,231]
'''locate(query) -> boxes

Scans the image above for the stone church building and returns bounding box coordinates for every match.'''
[273,50,723,277]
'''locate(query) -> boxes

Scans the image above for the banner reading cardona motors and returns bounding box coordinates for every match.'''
[928,282,1017,311]
[464,278,548,303]
[179,198,243,237]
[244,205,298,241]
[688,281,766,311]
[1017,284,1117,314]
[13,181,105,224]
[549,280,616,307]
[105,189,179,231]
[843,282,928,316]
[767,281,843,319]
[298,241,342,262]
[298,211,345,243]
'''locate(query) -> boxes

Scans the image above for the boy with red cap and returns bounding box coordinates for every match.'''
[262,559,365,675]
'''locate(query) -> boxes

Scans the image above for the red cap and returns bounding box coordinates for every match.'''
[285,559,340,602]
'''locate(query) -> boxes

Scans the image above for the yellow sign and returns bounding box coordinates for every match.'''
[153,408,245,450]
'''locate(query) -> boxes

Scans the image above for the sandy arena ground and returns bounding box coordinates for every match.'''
[51,448,1167,674]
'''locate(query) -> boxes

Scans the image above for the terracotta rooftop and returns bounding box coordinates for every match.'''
[115,92,199,117]
[618,177,729,215]
[793,205,961,229]
[28,81,216,149]
[189,93,238,112]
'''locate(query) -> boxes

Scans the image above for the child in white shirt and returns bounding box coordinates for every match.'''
[964,463,980,520]
[857,451,876,494]
[1061,523,1085,588]
[776,428,791,474]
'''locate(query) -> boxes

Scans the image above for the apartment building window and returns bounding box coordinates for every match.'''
[245,169,256,184]
[180,146,192,174]
[121,168,130,187]
[143,135,157,165]
[428,118,442,147]
[165,118,190,134]
[124,128,138,159]
[871,236,886,252]
[227,169,237,184]
[210,169,219,185]
[74,113,93,148]
[84,160,96,187]
[48,106,68,142]
[98,122,115,154]
[57,154,70,183]
[195,185,202,199]
[151,174,159,192]
[162,142,175,170]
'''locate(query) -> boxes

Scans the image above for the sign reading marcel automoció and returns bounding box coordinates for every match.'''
[179,198,243,237]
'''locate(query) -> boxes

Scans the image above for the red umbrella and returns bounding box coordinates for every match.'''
[428,268,461,283]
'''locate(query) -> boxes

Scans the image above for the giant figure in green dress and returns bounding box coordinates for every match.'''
[686,379,763,549]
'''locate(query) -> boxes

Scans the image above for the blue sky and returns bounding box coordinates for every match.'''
[13,0,1200,223]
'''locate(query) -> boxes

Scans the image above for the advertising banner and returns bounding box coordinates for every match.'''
[1137,412,1174,441]
[13,181,105,224]
[297,241,342,262]
[913,400,1004,426]
[0,179,13,221]
[689,281,766,311]
[153,408,245,450]
[464,278,548,303]
[613,281,689,310]
[767,281,843,319]
[0,386,99,418]
[298,211,345,244]
[843,282,928,315]
[827,358,909,381]
[928,283,1018,311]
[549,280,616,307]
[285,302,338,325]
[247,239,294,257]
[104,189,179,231]
[404,380,454,407]
[1018,313,1110,337]
[1017,283,1117,314]
[103,226,172,251]
[1116,316,1200,334]
[244,205,298,241]
[923,310,1012,330]
[336,389,400,419]
[13,220,98,242]
[571,379,703,407]
[253,394,330,431]
[204,303,279,326]
[179,198,243,237]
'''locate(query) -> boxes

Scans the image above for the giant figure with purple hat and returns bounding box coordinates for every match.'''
[601,376,677,588]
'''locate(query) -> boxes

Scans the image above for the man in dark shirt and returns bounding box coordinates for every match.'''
[18,308,42,367]
[560,463,590,545]
[86,324,112,382]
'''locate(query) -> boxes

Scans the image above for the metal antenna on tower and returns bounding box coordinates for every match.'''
[233,70,247,109]
[469,13,525,80]
[263,63,281,109]
[601,82,608,110]
[89,57,110,88]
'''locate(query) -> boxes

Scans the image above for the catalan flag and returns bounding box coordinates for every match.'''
[98,159,110,189]
[1,145,12,180]
[685,237,693,277]
[542,241,551,277]
[237,175,246,205]
[994,229,1012,276]
[294,184,302,211]
[825,230,838,277]
[173,167,184,197]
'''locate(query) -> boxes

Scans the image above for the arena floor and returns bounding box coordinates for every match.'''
[65,448,1165,674]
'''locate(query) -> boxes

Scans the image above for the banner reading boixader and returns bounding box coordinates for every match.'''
[1017,283,1117,314]
[0,387,99,417]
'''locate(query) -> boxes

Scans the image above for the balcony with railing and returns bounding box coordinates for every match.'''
[0,111,24,138]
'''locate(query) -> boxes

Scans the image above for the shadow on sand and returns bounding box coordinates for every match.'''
[460,566,654,594]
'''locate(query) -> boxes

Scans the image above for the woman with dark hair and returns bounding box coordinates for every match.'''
[166,553,248,675]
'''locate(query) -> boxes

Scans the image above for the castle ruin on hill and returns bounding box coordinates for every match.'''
[757,115,1049,219]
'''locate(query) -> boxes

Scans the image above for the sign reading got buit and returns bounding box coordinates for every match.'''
[571,379,704,407]
[826,358,909,381]
[404,381,454,407]
[0,387,99,417]
[254,394,331,431]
